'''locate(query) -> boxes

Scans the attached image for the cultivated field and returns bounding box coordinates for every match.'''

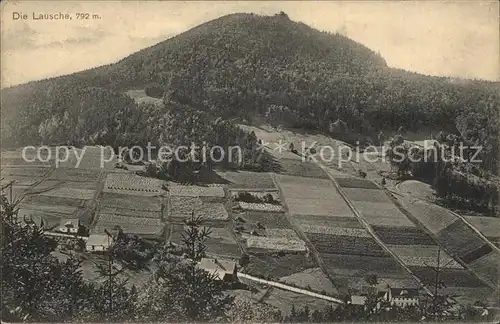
[437,220,490,260]
[372,226,436,245]
[245,236,307,253]
[104,173,164,193]
[168,184,225,197]
[276,174,353,217]
[99,192,163,212]
[308,234,387,257]
[237,202,284,212]
[351,201,416,227]
[194,202,229,221]
[291,214,364,230]
[387,245,463,269]
[335,177,380,189]
[319,253,412,279]
[168,196,202,221]
[409,267,487,288]
[216,170,277,190]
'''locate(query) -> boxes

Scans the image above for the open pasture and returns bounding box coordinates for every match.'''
[94,212,164,237]
[351,201,416,227]
[168,184,225,197]
[279,267,338,296]
[277,158,329,179]
[387,245,462,269]
[168,196,202,221]
[437,220,488,260]
[308,234,387,257]
[243,253,317,279]
[398,197,458,234]
[216,170,276,190]
[1,166,51,178]
[17,208,67,229]
[264,288,333,317]
[22,194,84,208]
[372,226,436,245]
[238,211,292,229]
[335,177,380,189]
[340,187,392,203]
[1,174,44,187]
[99,192,162,212]
[320,253,412,279]
[48,168,101,182]
[39,187,95,200]
[291,214,363,230]
[410,266,487,288]
[468,252,499,288]
[276,174,353,216]
[98,206,160,219]
[125,89,164,106]
[463,216,500,240]
[169,225,240,258]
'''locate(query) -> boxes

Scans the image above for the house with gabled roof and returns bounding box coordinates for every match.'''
[197,258,237,281]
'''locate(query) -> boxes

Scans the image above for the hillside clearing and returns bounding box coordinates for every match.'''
[216,170,276,190]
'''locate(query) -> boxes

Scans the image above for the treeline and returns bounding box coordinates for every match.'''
[1,84,269,171]
[387,134,499,215]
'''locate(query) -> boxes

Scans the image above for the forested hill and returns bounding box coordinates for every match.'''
[1,12,499,171]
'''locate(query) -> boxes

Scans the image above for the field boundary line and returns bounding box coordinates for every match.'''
[270,172,345,295]
[393,185,500,253]
[314,163,434,297]
[387,193,498,291]
[238,272,344,304]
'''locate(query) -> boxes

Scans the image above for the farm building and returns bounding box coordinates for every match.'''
[57,218,80,234]
[383,288,420,308]
[197,258,237,281]
[86,234,113,252]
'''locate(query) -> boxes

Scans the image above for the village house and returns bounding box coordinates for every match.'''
[86,233,113,252]
[57,218,80,234]
[383,288,420,308]
[197,258,237,281]
[348,287,420,310]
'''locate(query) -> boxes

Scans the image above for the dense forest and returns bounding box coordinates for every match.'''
[1,12,499,172]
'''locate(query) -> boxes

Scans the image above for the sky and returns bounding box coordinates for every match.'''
[1,1,498,88]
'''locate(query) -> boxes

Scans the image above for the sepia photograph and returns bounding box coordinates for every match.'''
[1,0,499,322]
